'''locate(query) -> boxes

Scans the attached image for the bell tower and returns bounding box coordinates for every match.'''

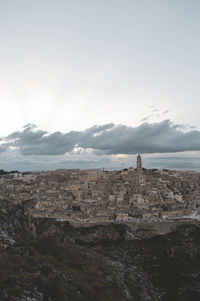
[137,154,142,172]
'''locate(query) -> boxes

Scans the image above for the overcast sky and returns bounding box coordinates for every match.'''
[0,0,200,171]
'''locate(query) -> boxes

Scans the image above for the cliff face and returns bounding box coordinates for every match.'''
[0,200,200,301]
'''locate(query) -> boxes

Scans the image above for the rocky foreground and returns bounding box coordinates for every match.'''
[0,200,200,301]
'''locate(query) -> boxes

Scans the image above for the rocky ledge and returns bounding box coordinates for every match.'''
[0,199,200,301]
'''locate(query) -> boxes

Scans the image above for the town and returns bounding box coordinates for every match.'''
[0,155,200,223]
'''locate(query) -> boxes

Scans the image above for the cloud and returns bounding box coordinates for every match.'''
[162,110,169,115]
[0,145,7,153]
[23,123,37,129]
[6,125,80,155]
[141,115,152,122]
[145,155,200,171]
[79,120,200,155]
[1,120,200,158]
[0,148,113,171]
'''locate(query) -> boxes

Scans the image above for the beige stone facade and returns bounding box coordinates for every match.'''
[1,165,200,223]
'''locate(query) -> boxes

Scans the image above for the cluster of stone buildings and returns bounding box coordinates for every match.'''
[0,155,200,223]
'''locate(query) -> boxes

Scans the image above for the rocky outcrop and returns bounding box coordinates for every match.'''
[0,200,30,248]
[0,200,200,300]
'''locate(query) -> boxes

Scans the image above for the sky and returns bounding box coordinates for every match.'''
[0,0,200,171]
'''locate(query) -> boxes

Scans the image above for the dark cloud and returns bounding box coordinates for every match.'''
[1,120,200,156]
[7,125,81,155]
[79,120,200,155]
[141,115,152,122]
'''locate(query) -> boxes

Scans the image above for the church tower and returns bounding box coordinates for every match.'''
[137,154,142,172]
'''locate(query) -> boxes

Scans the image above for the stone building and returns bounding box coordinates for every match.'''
[137,154,142,172]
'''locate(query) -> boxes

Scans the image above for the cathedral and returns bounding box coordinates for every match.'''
[137,154,142,172]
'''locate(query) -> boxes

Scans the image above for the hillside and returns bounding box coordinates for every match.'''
[0,200,200,300]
